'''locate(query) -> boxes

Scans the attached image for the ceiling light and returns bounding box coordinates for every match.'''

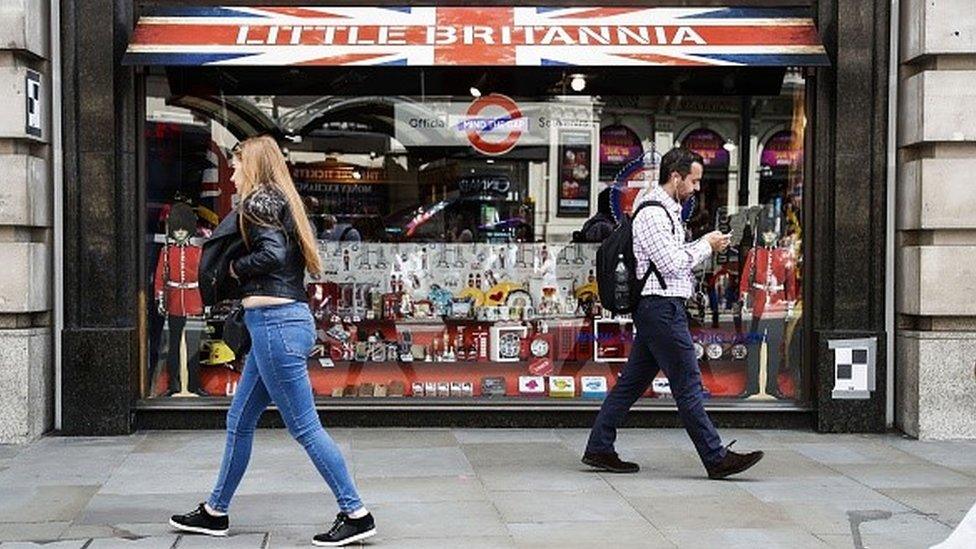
[470,87,482,98]
[570,74,586,92]
[723,140,737,152]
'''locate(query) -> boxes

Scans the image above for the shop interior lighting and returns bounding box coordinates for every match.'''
[486,159,495,164]
[723,140,737,152]
[570,74,587,92]
[470,73,488,98]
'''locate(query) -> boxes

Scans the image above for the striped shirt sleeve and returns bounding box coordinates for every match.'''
[635,208,712,278]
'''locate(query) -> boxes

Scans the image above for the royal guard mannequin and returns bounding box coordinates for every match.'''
[154,202,206,397]
[739,217,797,399]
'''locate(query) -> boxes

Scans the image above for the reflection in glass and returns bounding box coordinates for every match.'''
[143,69,807,404]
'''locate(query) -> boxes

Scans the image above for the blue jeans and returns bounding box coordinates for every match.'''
[586,296,727,466]
[208,302,363,513]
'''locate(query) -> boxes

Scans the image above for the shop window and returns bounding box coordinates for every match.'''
[142,68,807,406]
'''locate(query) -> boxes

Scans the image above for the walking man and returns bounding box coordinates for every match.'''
[583,147,765,479]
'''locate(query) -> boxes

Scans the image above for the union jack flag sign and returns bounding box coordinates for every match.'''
[123,6,829,67]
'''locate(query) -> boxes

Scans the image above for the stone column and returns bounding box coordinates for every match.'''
[59,0,138,435]
[0,0,54,444]
[811,0,891,433]
[897,0,976,440]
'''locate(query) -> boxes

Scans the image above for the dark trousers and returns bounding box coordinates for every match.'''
[745,316,785,396]
[586,296,726,466]
[166,315,201,393]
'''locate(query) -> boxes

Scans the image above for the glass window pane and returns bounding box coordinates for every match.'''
[143,68,806,404]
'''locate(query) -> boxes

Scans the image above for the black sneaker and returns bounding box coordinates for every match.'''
[313,512,377,547]
[581,451,640,473]
[705,440,764,480]
[169,503,229,537]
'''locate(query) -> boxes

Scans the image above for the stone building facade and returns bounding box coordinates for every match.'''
[0,0,55,444]
[0,0,974,442]
[896,0,976,439]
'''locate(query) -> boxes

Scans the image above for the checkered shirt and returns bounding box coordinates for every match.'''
[633,185,713,299]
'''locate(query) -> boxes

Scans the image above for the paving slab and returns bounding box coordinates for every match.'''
[176,532,268,548]
[350,447,473,479]
[0,441,133,488]
[475,465,610,492]
[77,493,207,527]
[489,489,644,523]
[453,429,561,444]
[0,522,70,543]
[507,520,673,549]
[663,527,833,549]
[332,428,459,449]
[831,462,976,490]
[367,501,508,539]
[747,448,842,480]
[630,493,797,532]
[460,443,579,468]
[857,510,954,549]
[268,525,512,549]
[355,475,488,504]
[879,487,976,527]
[1,429,975,547]
[87,536,179,549]
[600,473,749,498]
[0,541,88,549]
[789,441,926,465]
[0,485,99,523]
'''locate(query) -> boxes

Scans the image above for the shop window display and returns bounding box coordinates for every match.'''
[142,69,807,405]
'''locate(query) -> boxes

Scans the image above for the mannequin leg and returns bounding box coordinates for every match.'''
[167,315,187,393]
[743,315,761,396]
[185,318,204,393]
[763,317,787,397]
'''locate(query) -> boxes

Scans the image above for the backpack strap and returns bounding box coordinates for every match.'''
[630,199,676,290]
[632,200,675,234]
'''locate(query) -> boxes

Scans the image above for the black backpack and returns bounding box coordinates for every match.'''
[596,200,676,315]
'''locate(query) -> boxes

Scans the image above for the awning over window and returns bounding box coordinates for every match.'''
[123,6,829,67]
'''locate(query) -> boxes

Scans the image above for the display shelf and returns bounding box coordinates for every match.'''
[136,394,813,414]
[195,359,800,402]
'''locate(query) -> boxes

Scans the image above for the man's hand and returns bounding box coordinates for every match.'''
[704,231,732,253]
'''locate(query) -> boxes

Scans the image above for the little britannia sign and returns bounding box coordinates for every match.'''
[124,6,829,67]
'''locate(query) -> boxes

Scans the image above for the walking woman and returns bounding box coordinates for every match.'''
[169,136,376,547]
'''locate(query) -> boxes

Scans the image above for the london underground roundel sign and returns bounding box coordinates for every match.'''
[463,94,524,156]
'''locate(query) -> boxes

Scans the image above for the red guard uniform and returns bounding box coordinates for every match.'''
[739,246,797,319]
[154,244,203,317]
[738,245,798,398]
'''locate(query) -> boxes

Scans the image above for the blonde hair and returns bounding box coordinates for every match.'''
[233,135,323,275]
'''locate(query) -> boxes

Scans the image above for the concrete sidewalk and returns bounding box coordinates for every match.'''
[0,429,974,548]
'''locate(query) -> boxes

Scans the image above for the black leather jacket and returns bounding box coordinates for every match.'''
[200,186,309,306]
[233,186,309,303]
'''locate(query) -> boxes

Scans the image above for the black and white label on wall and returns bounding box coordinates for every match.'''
[25,70,42,139]
[828,337,877,400]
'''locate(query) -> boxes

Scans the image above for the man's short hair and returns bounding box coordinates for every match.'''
[658,147,705,186]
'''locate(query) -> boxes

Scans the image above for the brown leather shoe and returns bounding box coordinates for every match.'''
[705,440,764,480]
[582,451,640,473]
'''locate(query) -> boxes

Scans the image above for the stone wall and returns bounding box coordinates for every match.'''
[897,0,976,439]
[0,0,54,443]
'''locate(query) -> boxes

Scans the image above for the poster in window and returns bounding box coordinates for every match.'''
[557,130,593,217]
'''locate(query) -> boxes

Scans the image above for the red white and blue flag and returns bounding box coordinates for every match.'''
[124,6,828,67]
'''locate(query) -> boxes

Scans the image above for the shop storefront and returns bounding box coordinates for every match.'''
[60,1,893,432]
